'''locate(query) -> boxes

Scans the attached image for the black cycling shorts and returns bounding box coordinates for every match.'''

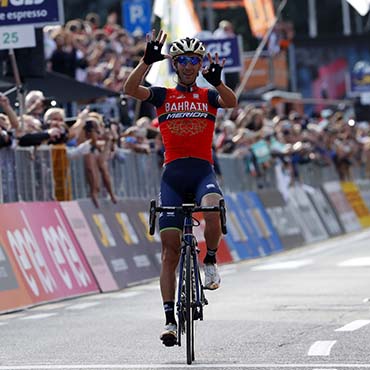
[158,157,223,231]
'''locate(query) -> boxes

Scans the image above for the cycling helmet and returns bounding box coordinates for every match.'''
[169,37,206,58]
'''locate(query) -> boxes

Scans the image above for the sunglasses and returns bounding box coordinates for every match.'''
[176,56,202,66]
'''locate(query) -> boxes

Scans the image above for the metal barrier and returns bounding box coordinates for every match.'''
[14,146,55,202]
[0,145,368,203]
[0,148,18,203]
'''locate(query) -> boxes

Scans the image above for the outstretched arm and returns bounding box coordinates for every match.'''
[124,29,167,101]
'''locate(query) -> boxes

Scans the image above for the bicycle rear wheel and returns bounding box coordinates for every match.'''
[185,244,194,364]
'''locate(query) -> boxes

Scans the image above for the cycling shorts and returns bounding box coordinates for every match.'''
[158,157,223,231]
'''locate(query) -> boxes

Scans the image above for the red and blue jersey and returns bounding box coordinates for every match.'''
[145,84,221,164]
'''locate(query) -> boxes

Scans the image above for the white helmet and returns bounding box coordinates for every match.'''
[169,37,206,58]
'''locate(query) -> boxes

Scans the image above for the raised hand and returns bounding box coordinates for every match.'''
[142,29,168,65]
[202,52,225,87]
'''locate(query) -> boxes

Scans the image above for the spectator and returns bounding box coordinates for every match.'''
[78,111,117,207]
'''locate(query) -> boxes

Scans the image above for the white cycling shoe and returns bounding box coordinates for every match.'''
[204,263,221,290]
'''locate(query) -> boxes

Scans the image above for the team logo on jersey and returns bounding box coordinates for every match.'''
[168,119,207,136]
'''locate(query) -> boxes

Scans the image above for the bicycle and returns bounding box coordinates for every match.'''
[149,198,227,365]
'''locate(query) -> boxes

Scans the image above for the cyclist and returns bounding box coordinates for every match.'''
[124,29,237,346]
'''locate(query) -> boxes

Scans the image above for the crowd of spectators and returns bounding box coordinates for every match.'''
[1,12,370,206]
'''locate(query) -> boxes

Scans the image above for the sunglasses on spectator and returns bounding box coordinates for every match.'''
[176,56,202,66]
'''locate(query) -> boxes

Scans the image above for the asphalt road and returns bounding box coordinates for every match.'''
[1,230,370,370]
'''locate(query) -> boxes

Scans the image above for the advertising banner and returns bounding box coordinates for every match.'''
[351,60,370,93]
[0,241,32,313]
[257,189,305,249]
[224,194,262,259]
[78,199,160,289]
[322,181,362,233]
[201,37,242,72]
[356,179,370,210]
[306,187,343,236]
[287,186,329,243]
[341,181,370,227]
[0,0,64,27]
[60,201,119,293]
[237,192,283,255]
[0,202,99,305]
[191,213,233,265]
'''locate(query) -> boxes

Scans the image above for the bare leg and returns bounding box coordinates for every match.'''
[84,154,100,208]
[201,193,222,251]
[160,229,181,302]
[97,155,117,204]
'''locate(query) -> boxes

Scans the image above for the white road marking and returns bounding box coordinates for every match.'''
[112,292,142,299]
[251,259,313,271]
[0,364,369,369]
[65,302,100,310]
[338,257,370,267]
[30,303,68,311]
[335,320,370,332]
[20,313,57,320]
[0,313,26,320]
[308,340,337,356]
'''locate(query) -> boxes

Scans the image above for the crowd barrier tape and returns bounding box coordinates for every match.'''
[257,189,306,250]
[340,182,370,228]
[322,181,362,233]
[60,201,119,292]
[238,192,284,255]
[305,187,344,236]
[77,199,161,289]
[286,186,329,244]
[355,179,370,211]
[224,194,262,259]
[0,202,99,314]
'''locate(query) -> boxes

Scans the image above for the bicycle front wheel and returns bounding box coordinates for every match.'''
[185,244,194,364]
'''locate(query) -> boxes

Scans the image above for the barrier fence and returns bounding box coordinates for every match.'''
[0,145,368,203]
[1,145,370,314]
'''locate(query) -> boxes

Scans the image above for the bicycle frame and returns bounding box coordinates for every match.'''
[149,199,227,364]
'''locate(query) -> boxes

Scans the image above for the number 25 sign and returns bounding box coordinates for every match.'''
[0,25,35,50]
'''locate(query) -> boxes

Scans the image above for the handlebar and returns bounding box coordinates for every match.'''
[149,198,227,236]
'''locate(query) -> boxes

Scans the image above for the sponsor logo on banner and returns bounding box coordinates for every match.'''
[257,189,305,250]
[322,181,362,233]
[224,194,261,259]
[306,188,343,236]
[92,214,117,247]
[0,0,64,26]
[341,182,370,227]
[0,237,32,313]
[238,192,283,255]
[0,202,98,304]
[60,201,118,292]
[287,186,329,243]
[78,199,161,288]
[115,212,139,244]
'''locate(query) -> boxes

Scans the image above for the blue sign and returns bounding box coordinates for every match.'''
[223,194,261,259]
[237,192,283,255]
[200,36,243,72]
[0,0,64,27]
[122,0,151,36]
[351,60,370,93]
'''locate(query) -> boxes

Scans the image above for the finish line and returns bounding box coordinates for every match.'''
[1,364,370,369]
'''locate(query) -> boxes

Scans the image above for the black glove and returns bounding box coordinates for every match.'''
[143,40,165,65]
[203,63,222,87]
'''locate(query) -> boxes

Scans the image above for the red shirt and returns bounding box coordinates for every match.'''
[146,84,220,164]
